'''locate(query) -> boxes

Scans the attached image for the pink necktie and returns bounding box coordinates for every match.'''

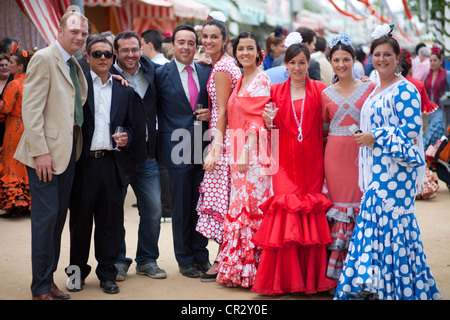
[185,66,198,111]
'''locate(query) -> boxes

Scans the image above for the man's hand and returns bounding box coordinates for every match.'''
[194,108,210,122]
[113,132,128,147]
[35,153,55,182]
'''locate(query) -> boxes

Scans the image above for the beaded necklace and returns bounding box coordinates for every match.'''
[290,83,306,142]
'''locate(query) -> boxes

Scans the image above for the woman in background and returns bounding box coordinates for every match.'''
[0,49,33,217]
[423,46,450,150]
[262,28,285,70]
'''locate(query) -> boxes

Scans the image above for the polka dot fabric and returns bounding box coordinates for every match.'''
[196,57,241,244]
[335,80,442,300]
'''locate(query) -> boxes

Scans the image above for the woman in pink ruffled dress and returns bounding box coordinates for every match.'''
[321,34,376,282]
[215,32,272,288]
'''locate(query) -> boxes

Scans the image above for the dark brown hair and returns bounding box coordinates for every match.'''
[11,50,33,73]
[233,32,263,68]
[370,35,400,55]
[284,43,310,64]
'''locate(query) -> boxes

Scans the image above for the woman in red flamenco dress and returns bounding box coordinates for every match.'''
[251,32,337,295]
[0,50,32,217]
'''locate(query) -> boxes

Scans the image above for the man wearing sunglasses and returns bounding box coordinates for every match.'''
[66,36,135,294]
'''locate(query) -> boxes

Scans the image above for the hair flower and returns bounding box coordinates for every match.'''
[12,41,18,53]
[330,32,352,48]
[431,46,441,55]
[207,11,226,23]
[371,23,393,40]
[257,49,266,66]
[274,27,284,37]
[284,32,303,48]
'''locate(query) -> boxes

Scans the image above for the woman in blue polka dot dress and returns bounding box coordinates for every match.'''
[334,25,442,300]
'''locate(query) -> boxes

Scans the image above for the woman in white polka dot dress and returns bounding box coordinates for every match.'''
[334,26,442,300]
[195,15,241,280]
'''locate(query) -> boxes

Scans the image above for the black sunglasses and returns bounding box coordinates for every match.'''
[90,51,114,59]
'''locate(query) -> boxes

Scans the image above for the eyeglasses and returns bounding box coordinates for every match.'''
[90,51,114,59]
[118,48,140,55]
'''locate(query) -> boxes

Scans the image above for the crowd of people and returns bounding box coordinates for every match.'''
[0,9,447,300]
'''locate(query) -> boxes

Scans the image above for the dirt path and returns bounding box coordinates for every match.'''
[0,181,448,300]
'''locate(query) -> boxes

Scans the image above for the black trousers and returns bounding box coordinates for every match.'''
[68,152,124,282]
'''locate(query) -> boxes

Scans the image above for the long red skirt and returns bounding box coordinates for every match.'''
[251,193,337,295]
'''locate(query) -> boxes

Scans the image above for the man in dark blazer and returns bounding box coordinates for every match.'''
[110,31,166,281]
[155,25,211,278]
[66,36,135,294]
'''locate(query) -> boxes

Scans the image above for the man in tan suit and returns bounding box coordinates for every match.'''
[14,11,89,300]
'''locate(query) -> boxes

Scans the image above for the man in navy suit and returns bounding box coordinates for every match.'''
[66,36,135,294]
[155,25,211,278]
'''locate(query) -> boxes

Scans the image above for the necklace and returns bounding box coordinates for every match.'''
[291,89,305,142]
[290,81,305,88]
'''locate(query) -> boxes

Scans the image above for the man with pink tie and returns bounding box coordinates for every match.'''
[154,25,212,278]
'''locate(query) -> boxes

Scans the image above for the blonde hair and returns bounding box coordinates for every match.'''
[59,11,88,30]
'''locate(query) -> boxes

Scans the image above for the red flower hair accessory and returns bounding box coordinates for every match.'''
[257,49,265,66]
[12,41,18,53]
[400,49,412,71]
[431,46,441,55]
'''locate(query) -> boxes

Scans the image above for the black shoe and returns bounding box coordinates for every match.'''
[201,272,218,282]
[194,261,211,274]
[179,264,201,278]
[100,280,120,294]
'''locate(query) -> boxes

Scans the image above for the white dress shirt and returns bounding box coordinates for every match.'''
[174,59,200,102]
[152,53,170,65]
[90,71,113,151]
[55,40,72,74]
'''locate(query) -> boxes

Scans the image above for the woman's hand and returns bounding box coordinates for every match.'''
[203,143,221,172]
[112,74,131,87]
[262,104,277,129]
[237,148,249,173]
[354,132,375,147]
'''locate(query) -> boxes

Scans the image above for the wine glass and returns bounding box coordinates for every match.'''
[267,102,276,129]
[113,126,123,151]
[194,104,204,126]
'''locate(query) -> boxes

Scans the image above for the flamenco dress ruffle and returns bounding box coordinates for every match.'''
[326,203,359,281]
[335,109,441,300]
[215,193,263,288]
[334,186,442,300]
[251,192,337,295]
[0,147,31,213]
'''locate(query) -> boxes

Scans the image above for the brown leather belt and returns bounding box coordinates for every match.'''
[88,150,112,158]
